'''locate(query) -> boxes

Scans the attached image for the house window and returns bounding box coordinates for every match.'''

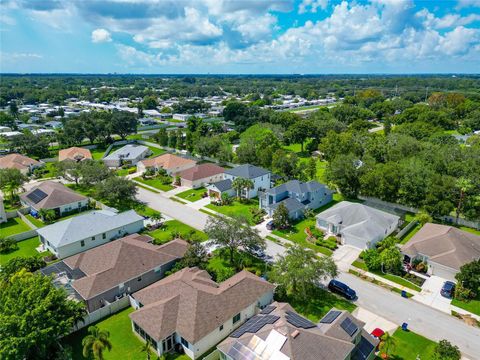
[80,240,85,247]
[219,325,224,331]
[180,337,189,348]
[102,233,106,239]
[137,277,142,282]
[233,313,241,324]
[78,202,82,207]
[91,236,95,241]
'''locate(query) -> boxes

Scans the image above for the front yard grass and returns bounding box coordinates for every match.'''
[379,328,437,360]
[147,146,165,157]
[0,217,32,237]
[452,294,480,316]
[277,286,356,322]
[146,220,208,244]
[205,198,259,225]
[176,187,207,202]
[133,176,174,191]
[0,236,48,266]
[63,307,146,360]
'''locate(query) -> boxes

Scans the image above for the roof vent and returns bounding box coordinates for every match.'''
[291,330,300,338]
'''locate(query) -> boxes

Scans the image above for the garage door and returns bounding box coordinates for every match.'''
[430,263,457,282]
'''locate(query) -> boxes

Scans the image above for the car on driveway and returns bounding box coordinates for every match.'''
[440,281,455,298]
[266,220,274,230]
[328,279,356,300]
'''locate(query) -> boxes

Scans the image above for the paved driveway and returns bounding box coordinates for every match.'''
[332,245,362,271]
[413,276,452,313]
[352,307,397,334]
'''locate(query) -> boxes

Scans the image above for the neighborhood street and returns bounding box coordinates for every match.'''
[136,187,480,359]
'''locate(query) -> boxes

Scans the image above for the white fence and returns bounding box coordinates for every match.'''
[71,296,130,332]
[9,229,38,241]
[396,220,418,239]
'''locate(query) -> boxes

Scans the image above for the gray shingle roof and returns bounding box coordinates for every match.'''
[225,164,270,179]
[36,209,144,247]
[209,179,232,192]
[269,197,305,214]
[20,181,87,210]
[266,180,330,196]
[104,144,150,161]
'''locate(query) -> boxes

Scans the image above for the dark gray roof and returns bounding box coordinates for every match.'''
[209,179,232,192]
[266,180,330,196]
[270,197,305,214]
[225,164,270,179]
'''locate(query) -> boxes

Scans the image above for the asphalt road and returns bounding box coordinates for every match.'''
[136,187,480,359]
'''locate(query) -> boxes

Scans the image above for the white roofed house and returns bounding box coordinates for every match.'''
[316,201,400,249]
[36,209,145,259]
[103,144,152,168]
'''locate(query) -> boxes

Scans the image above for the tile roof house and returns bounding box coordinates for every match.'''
[137,153,197,175]
[37,209,144,259]
[129,267,275,359]
[58,147,92,162]
[103,144,152,167]
[20,181,89,217]
[178,163,225,189]
[41,234,189,313]
[217,303,378,360]
[316,201,400,249]
[0,153,42,175]
[401,223,480,281]
[207,164,271,199]
[260,180,333,220]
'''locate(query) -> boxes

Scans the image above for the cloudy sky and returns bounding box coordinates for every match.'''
[1,0,479,73]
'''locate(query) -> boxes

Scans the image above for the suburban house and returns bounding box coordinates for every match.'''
[137,153,197,175]
[20,181,89,217]
[316,202,400,249]
[103,144,152,167]
[0,153,42,175]
[0,196,6,223]
[401,223,480,281]
[218,303,378,360]
[41,234,189,313]
[259,180,333,220]
[36,209,144,259]
[58,146,92,162]
[129,267,275,359]
[178,163,225,189]
[207,164,271,199]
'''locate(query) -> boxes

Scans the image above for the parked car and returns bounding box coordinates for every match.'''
[440,281,455,298]
[266,220,275,230]
[328,279,356,300]
[249,245,265,258]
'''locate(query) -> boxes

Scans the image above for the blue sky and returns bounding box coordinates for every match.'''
[0,0,479,74]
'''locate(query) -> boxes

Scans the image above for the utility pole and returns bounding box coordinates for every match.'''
[424,86,429,102]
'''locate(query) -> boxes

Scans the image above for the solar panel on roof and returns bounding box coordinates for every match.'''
[351,336,376,360]
[340,317,358,337]
[230,315,280,338]
[26,189,48,204]
[260,305,276,314]
[285,310,316,329]
[320,310,342,324]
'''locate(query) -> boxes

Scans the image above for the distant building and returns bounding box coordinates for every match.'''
[37,209,144,258]
[173,113,193,121]
[103,144,152,167]
[178,163,225,189]
[0,153,42,175]
[137,153,196,175]
[215,164,271,199]
[0,196,6,224]
[260,180,333,220]
[58,147,92,162]
[0,126,12,133]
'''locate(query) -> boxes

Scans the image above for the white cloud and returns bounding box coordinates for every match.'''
[0,52,43,63]
[298,0,328,14]
[91,28,112,43]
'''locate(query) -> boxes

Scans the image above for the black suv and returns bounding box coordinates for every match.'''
[328,279,357,300]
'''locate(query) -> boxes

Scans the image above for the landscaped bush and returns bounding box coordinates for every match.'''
[315,238,337,250]
[0,237,19,254]
[412,259,428,273]
[250,208,266,224]
[454,285,474,301]
[127,167,137,174]
[308,225,324,240]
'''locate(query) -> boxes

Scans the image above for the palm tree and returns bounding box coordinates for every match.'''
[379,332,397,359]
[455,177,473,224]
[232,178,244,199]
[140,340,152,360]
[82,326,112,360]
[150,211,163,224]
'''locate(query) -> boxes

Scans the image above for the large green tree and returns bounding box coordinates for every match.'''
[95,176,138,209]
[0,168,27,201]
[82,326,112,360]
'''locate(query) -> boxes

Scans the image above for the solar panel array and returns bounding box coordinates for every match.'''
[319,310,342,324]
[285,311,316,329]
[227,341,261,360]
[340,317,358,337]
[230,315,280,338]
[260,305,276,315]
[351,336,375,360]
[26,189,48,204]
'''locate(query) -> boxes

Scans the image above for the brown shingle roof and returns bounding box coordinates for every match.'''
[0,153,40,171]
[20,181,87,210]
[179,163,225,181]
[401,223,480,271]
[217,303,366,360]
[139,154,196,170]
[130,267,275,344]
[63,235,189,300]
[58,147,92,162]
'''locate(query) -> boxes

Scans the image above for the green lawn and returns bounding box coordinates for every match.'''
[0,217,32,237]
[277,286,356,322]
[34,162,58,179]
[147,146,165,157]
[207,248,269,279]
[206,198,260,225]
[64,307,147,360]
[146,220,208,244]
[399,223,422,244]
[25,214,45,228]
[0,236,48,266]
[2,199,23,212]
[176,187,207,202]
[452,294,480,316]
[458,225,480,236]
[115,166,137,177]
[90,147,107,160]
[379,329,437,360]
[133,176,174,191]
